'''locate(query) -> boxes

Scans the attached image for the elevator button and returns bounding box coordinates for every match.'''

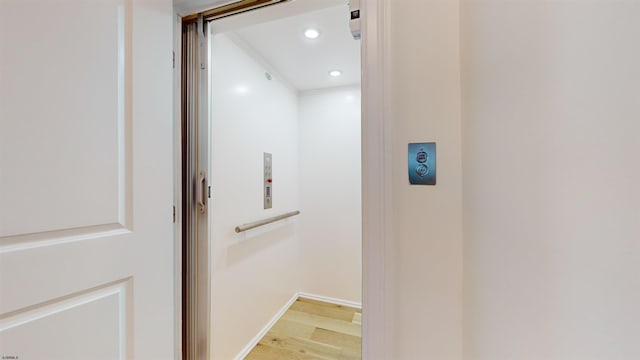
[416,151,428,163]
[415,164,429,177]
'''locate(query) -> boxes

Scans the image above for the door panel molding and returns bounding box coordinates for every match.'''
[0,278,131,332]
[0,279,132,359]
[0,224,130,254]
[0,0,133,240]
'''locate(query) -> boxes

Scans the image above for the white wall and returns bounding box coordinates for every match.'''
[210,33,301,360]
[461,1,640,359]
[387,0,464,358]
[298,86,362,303]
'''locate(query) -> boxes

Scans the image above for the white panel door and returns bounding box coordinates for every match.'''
[0,0,175,359]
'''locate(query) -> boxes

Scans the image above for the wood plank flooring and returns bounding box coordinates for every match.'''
[244,297,362,360]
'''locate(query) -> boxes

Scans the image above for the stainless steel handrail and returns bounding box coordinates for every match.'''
[234,210,300,233]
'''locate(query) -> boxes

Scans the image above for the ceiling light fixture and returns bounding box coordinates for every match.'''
[329,70,342,77]
[304,28,319,39]
[234,85,249,94]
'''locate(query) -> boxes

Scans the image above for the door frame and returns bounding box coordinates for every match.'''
[172,0,392,358]
[359,0,392,358]
[173,12,184,360]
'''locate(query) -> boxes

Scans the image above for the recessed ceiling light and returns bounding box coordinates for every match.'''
[304,29,319,39]
[329,70,342,77]
[234,85,249,94]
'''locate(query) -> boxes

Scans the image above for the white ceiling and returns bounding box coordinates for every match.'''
[224,4,361,91]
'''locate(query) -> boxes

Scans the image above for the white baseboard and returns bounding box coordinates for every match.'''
[297,292,362,309]
[233,292,362,359]
[233,292,299,360]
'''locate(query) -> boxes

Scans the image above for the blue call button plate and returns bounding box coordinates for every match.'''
[408,142,436,185]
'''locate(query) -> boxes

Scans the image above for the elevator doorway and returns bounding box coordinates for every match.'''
[209,3,362,358]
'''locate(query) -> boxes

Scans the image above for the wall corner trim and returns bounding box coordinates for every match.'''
[297,292,363,309]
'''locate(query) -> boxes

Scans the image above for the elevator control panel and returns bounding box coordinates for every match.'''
[264,153,272,209]
[408,142,436,185]
[349,0,361,40]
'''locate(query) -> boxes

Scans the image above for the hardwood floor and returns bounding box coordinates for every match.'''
[244,297,362,360]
